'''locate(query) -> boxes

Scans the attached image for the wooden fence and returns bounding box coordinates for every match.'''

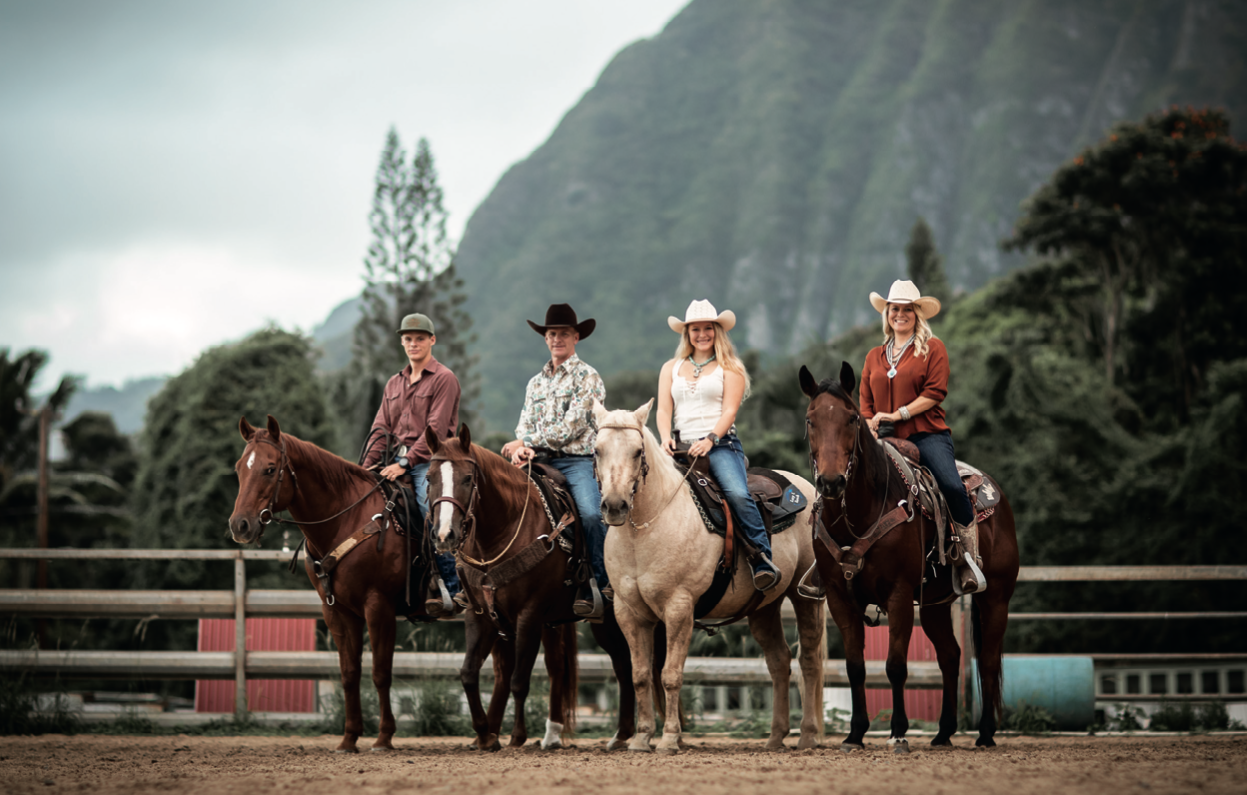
[3,548,1245,716]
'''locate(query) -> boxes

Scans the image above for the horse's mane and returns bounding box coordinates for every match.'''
[466,443,534,508]
[256,430,378,494]
[813,378,893,497]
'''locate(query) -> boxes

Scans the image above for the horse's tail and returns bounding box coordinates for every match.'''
[557,622,579,732]
[972,598,1004,723]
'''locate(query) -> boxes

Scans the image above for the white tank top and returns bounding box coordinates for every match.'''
[671,365,734,440]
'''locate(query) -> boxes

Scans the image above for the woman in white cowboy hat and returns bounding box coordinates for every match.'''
[656,300,779,590]
[861,279,986,594]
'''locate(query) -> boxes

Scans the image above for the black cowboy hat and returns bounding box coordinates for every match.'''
[526,303,595,339]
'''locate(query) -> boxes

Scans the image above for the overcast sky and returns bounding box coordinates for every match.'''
[0,0,688,391]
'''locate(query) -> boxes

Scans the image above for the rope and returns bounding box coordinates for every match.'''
[458,459,534,568]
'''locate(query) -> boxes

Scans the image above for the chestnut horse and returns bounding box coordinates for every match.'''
[229,415,438,753]
[799,364,1019,751]
[426,425,647,752]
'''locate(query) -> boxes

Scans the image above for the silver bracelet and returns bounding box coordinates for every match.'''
[899,405,911,421]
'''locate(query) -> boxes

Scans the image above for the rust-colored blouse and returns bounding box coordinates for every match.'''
[860,337,951,440]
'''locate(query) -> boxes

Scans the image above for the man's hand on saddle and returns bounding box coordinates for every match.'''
[379,463,407,482]
[661,438,678,457]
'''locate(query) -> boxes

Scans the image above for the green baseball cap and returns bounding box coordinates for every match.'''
[397,313,436,335]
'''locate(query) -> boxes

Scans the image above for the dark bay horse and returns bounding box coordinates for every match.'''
[425,425,648,752]
[799,364,1020,750]
[229,415,432,753]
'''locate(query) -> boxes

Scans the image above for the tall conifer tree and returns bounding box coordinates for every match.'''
[905,217,951,309]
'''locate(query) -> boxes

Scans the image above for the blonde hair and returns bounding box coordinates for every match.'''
[673,322,752,398]
[881,304,934,358]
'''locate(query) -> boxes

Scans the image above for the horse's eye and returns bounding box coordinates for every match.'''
[264,466,276,476]
[633,449,642,459]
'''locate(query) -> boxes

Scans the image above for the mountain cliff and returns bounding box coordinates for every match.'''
[456,0,1247,429]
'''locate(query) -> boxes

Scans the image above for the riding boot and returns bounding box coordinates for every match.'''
[751,554,780,592]
[573,577,604,622]
[952,518,987,595]
[796,562,826,600]
[424,575,458,619]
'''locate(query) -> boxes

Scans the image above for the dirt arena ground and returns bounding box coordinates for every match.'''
[1,733,1244,795]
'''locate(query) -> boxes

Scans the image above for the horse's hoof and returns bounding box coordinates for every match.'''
[656,745,679,756]
[333,748,359,754]
[628,744,653,754]
[975,737,997,748]
[368,746,393,753]
[764,741,789,752]
[930,736,953,748]
[889,738,910,754]
[540,740,564,751]
[796,736,819,751]
[840,742,864,753]
[605,735,629,752]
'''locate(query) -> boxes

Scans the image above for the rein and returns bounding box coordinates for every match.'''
[252,436,384,530]
[435,456,535,568]
[595,422,695,531]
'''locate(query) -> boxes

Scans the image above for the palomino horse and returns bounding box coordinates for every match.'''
[425,425,646,752]
[229,415,431,753]
[799,363,1020,750]
[591,400,826,754]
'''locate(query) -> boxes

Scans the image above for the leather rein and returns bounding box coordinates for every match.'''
[431,455,536,568]
[594,422,695,531]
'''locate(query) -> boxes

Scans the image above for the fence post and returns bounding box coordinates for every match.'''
[234,552,247,716]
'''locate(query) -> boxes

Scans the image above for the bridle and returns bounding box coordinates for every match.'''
[594,422,694,531]
[808,399,890,540]
[248,435,383,534]
[430,454,533,568]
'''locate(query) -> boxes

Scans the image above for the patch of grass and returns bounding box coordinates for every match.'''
[1106,703,1146,732]
[1002,701,1056,734]
[0,671,83,736]
[406,679,471,737]
[1149,701,1236,732]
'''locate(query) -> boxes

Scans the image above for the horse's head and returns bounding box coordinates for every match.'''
[425,423,477,554]
[591,399,653,526]
[229,414,293,545]
[800,362,863,501]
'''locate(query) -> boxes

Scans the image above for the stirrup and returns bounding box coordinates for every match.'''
[751,557,780,592]
[796,563,825,601]
[952,552,987,596]
[573,577,604,622]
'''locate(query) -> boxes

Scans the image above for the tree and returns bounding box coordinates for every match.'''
[1004,108,1247,418]
[334,128,477,457]
[905,217,950,308]
[0,348,77,485]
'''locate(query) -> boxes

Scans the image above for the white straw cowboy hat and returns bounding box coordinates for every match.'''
[668,299,737,333]
[869,279,942,319]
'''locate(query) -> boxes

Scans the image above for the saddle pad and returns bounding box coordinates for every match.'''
[956,460,1000,510]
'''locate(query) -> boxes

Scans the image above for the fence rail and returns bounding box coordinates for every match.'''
[4,549,1246,715]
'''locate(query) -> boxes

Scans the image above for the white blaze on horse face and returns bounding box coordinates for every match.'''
[436,461,456,542]
[246,451,256,470]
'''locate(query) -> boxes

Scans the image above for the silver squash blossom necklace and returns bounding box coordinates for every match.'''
[688,353,716,379]
[886,336,913,379]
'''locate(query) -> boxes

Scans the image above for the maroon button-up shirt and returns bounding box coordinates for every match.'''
[362,356,461,468]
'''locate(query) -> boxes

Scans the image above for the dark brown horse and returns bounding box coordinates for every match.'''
[229,415,434,753]
[799,363,1020,750]
[425,425,648,752]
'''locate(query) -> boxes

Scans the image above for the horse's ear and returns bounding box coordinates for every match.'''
[425,426,440,455]
[838,361,857,396]
[266,414,281,442]
[633,398,654,427]
[458,423,472,453]
[591,398,608,425]
[239,416,257,441]
[798,365,818,399]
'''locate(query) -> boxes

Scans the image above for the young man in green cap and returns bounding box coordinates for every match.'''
[362,312,463,617]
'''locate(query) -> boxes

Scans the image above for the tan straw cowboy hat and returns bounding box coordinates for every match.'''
[869,279,942,319]
[668,299,736,333]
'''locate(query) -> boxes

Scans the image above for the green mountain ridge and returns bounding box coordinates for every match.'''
[454,0,1247,430]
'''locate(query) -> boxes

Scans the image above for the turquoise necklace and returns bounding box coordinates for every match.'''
[688,354,716,379]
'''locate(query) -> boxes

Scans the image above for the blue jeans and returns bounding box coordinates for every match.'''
[410,463,461,593]
[549,455,609,588]
[908,431,974,526]
[706,435,775,572]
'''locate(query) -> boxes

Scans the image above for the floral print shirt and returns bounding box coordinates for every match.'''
[514,354,605,455]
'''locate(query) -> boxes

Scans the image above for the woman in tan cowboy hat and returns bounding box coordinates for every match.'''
[655,299,779,590]
[861,279,986,594]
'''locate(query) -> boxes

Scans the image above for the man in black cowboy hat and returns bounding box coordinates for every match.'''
[501,303,610,620]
